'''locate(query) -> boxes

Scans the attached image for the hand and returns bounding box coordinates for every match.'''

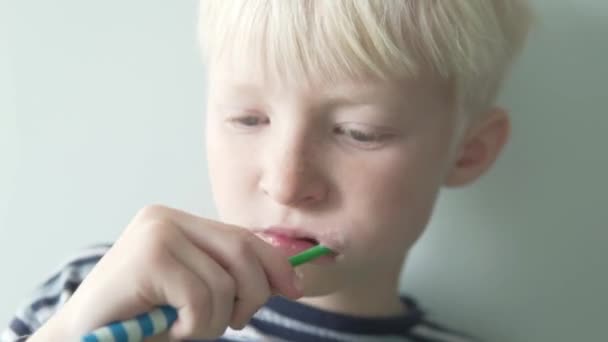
[29,204,303,341]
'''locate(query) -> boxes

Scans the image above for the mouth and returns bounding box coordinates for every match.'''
[253,226,340,264]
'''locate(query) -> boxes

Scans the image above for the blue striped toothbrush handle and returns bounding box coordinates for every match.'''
[81,305,177,342]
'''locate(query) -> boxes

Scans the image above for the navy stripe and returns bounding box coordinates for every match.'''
[264,295,421,335]
[29,295,60,312]
[9,318,33,336]
[42,254,106,287]
[30,278,81,311]
[420,320,479,341]
[250,317,343,342]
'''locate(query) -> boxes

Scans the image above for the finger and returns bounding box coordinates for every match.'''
[149,246,213,341]
[237,231,303,299]
[167,229,235,338]
[226,249,271,329]
[191,224,301,299]
[155,207,302,300]
[160,211,281,328]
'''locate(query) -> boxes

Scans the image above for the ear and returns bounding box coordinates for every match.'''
[444,107,511,187]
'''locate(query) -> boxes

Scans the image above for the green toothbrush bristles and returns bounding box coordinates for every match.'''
[288,245,333,266]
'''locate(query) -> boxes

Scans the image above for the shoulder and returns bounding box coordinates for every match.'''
[1,243,112,342]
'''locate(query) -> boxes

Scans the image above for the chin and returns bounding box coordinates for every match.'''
[295,265,345,297]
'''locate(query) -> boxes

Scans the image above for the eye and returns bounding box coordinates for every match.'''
[334,126,388,143]
[345,128,380,142]
[238,116,260,126]
[333,125,395,149]
[226,115,270,131]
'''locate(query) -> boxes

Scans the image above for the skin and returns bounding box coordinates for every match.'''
[205,57,511,318]
[28,54,510,342]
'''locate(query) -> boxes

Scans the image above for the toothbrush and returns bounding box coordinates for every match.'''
[82,245,333,342]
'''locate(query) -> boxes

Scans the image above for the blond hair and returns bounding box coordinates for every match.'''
[199,0,533,116]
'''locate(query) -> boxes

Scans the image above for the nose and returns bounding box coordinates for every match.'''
[259,138,328,207]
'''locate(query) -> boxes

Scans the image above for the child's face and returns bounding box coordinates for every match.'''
[205,61,459,295]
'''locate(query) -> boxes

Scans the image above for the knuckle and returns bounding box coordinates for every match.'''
[128,206,176,240]
[134,204,169,222]
[131,222,175,268]
[141,221,173,248]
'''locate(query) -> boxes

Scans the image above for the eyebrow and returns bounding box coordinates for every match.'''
[216,80,414,118]
[322,92,371,107]
[218,82,262,96]
[321,81,405,106]
[320,88,405,114]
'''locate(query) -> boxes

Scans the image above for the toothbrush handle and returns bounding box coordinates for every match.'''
[81,305,177,342]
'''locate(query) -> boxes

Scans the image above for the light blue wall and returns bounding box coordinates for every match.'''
[1,1,606,341]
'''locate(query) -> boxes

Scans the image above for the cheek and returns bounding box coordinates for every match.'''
[343,150,445,249]
[206,128,258,220]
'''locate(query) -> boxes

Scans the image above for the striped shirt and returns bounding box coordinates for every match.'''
[1,244,479,342]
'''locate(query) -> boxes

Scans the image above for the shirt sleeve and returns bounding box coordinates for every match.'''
[0,244,111,342]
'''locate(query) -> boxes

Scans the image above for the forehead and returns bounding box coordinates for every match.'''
[208,58,454,114]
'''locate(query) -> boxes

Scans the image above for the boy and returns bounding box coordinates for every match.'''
[2,1,533,341]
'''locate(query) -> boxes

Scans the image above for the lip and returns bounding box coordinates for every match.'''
[262,226,318,241]
[253,225,342,261]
